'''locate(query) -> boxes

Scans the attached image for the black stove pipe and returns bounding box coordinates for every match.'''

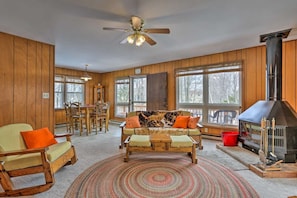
[265,36,282,101]
[260,29,291,101]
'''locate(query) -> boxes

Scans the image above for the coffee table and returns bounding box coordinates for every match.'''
[150,134,171,151]
[124,134,197,163]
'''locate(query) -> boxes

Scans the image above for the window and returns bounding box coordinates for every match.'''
[176,62,242,126]
[114,76,147,118]
[115,78,130,117]
[54,75,85,109]
[131,77,147,111]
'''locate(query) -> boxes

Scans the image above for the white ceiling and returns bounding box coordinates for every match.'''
[1,0,297,73]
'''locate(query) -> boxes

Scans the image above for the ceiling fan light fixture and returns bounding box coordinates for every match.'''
[103,16,169,46]
[135,34,146,46]
[127,34,135,44]
[80,64,92,82]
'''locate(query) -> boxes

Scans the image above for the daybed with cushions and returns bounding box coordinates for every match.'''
[0,123,77,197]
[119,110,203,150]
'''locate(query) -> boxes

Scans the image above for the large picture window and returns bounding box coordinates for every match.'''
[54,75,85,109]
[176,62,242,126]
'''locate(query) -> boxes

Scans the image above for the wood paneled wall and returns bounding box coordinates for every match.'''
[101,39,297,136]
[31,36,294,136]
[0,32,55,131]
[4,31,295,136]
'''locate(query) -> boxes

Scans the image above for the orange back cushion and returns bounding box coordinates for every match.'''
[125,116,141,128]
[188,117,200,129]
[21,127,57,149]
[172,116,190,128]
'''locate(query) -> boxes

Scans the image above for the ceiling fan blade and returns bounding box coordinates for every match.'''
[120,37,128,44]
[102,27,130,32]
[143,34,157,46]
[144,28,170,34]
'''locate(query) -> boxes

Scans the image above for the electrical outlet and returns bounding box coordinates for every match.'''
[204,128,208,133]
[42,92,49,99]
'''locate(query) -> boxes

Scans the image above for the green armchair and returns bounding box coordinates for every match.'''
[0,123,77,197]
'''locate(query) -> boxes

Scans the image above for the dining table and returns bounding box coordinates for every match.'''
[80,104,96,135]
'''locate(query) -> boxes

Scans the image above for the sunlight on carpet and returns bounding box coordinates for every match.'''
[65,153,259,198]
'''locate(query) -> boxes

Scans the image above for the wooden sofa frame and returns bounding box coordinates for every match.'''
[119,122,203,150]
[0,124,77,197]
[124,135,198,164]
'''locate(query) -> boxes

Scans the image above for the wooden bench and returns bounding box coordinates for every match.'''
[124,134,198,164]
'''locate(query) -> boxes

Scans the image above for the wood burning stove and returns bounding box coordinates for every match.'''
[238,29,297,163]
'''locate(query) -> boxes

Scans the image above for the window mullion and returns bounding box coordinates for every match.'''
[202,74,208,123]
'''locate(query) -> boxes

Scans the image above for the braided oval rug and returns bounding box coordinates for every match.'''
[65,153,259,198]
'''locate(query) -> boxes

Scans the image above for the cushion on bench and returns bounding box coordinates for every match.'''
[129,135,151,147]
[170,135,193,147]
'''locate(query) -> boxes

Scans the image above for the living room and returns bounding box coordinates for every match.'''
[1,1,297,197]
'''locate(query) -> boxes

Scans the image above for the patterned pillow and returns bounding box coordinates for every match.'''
[161,111,180,127]
[138,111,158,127]
[147,120,164,127]
[138,112,149,127]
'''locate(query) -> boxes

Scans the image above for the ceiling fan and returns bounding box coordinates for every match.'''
[103,16,170,46]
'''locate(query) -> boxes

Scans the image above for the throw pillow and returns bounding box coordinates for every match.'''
[21,127,57,149]
[126,116,141,128]
[188,116,200,129]
[162,111,179,127]
[172,116,190,128]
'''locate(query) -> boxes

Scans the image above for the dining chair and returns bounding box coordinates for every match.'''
[70,102,87,136]
[64,102,73,134]
[91,102,109,134]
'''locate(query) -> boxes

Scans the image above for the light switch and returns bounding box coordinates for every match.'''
[42,92,49,99]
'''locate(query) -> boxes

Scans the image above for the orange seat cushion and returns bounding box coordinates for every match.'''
[173,116,190,129]
[125,116,141,128]
[21,127,57,149]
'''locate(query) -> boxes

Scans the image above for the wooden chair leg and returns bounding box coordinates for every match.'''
[0,163,14,191]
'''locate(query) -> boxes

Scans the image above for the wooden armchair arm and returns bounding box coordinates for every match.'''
[54,133,72,142]
[0,147,48,158]
[197,123,203,128]
[119,121,126,128]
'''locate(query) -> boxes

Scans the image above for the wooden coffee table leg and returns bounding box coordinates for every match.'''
[124,145,129,162]
[124,136,130,162]
[192,143,197,164]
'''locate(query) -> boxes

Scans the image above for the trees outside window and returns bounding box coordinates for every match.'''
[54,75,85,109]
[176,63,242,126]
[115,76,147,118]
[115,78,130,117]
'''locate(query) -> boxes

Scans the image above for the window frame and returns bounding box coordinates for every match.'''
[114,77,130,118]
[54,75,86,109]
[114,75,147,118]
[176,61,242,126]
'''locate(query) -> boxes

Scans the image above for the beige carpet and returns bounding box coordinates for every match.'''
[3,123,296,198]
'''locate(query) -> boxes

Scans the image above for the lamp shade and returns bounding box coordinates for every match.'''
[127,34,135,44]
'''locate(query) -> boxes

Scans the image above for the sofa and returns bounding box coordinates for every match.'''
[0,123,77,196]
[119,110,203,150]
